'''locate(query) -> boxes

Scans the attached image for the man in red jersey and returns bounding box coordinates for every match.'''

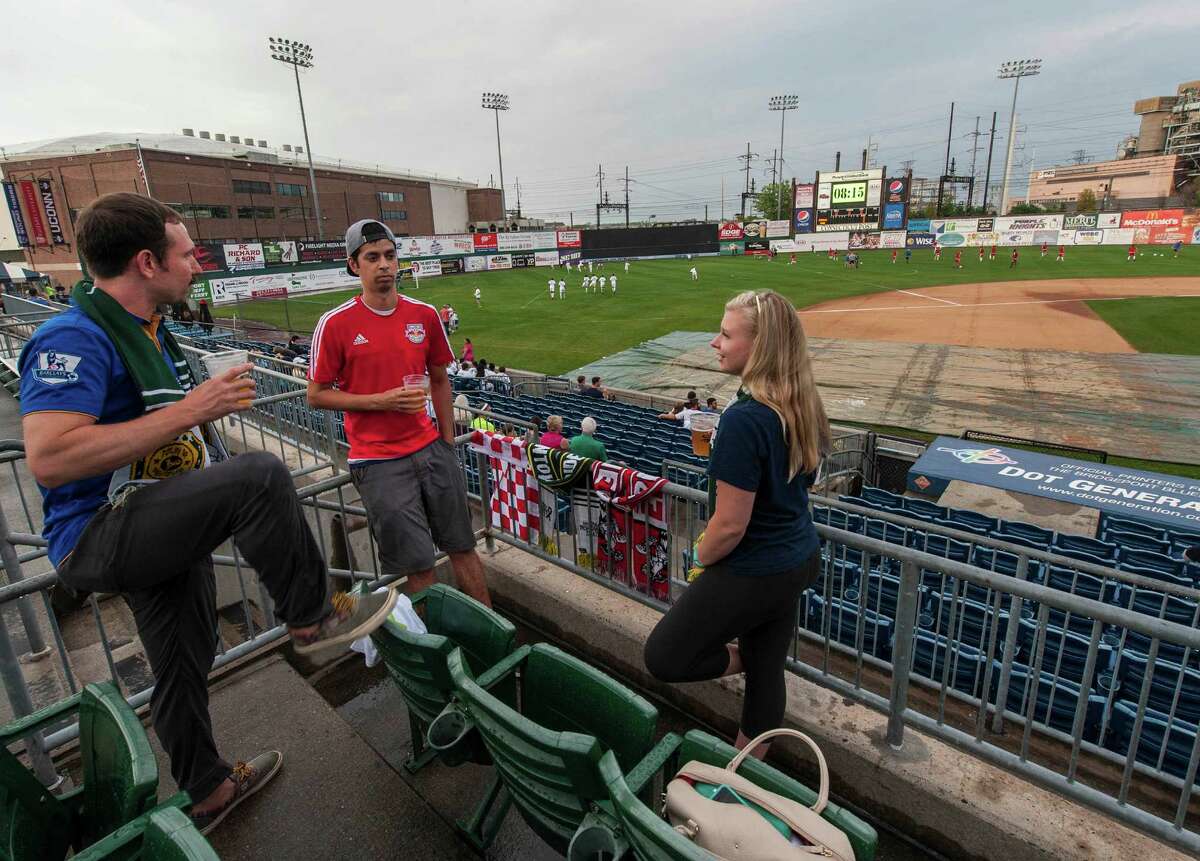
[307,220,490,605]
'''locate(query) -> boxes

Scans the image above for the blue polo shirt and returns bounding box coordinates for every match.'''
[18,307,176,567]
[708,397,818,575]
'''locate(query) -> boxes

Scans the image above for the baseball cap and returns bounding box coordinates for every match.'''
[345,219,396,275]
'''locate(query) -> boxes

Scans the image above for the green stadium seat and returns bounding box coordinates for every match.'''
[598,730,878,861]
[0,682,180,860]
[442,642,675,857]
[70,806,217,861]
[366,583,517,850]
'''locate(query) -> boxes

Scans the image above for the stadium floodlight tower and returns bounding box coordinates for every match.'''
[768,94,799,219]
[269,36,324,239]
[997,58,1041,217]
[481,92,510,219]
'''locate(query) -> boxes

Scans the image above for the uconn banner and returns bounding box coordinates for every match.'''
[908,436,1200,531]
[2,183,29,247]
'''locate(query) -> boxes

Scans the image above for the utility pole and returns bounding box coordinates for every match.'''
[269,37,324,239]
[737,142,756,219]
[623,165,630,228]
[514,177,522,218]
[1070,149,1090,164]
[481,92,511,218]
[944,101,955,177]
[835,151,841,171]
[720,176,725,220]
[965,116,983,208]
[596,164,604,228]
[768,95,798,219]
[981,111,997,212]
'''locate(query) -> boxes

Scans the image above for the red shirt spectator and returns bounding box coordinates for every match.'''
[309,295,452,461]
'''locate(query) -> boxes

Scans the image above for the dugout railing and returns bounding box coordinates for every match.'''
[0,326,1198,851]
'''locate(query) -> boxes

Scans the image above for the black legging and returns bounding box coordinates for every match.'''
[644,552,819,738]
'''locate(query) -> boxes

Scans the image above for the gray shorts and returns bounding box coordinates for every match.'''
[350,438,477,576]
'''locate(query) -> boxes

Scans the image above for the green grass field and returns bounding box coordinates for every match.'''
[230,245,1200,374]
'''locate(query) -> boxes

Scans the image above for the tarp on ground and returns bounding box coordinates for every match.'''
[569,332,1200,463]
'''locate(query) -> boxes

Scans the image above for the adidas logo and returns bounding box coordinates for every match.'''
[352,333,369,345]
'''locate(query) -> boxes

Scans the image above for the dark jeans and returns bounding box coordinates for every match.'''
[57,452,330,803]
[643,552,819,738]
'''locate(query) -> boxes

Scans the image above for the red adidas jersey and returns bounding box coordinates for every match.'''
[309,295,454,461]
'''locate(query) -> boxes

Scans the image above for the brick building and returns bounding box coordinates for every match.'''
[0,132,501,285]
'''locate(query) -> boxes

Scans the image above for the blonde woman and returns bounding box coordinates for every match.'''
[538,415,570,451]
[644,290,830,758]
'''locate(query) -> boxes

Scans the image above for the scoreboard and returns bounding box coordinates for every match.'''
[814,169,883,232]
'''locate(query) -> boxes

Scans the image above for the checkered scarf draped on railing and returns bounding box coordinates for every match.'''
[589,461,671,601]
[468,431,541,542]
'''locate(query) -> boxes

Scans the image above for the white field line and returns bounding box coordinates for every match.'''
[895,289,960,306]
[801,294,1200,315]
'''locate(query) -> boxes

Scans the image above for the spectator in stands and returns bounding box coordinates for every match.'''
[53,284,69,304]
[1185,545,1199,565]
[308,219,491,612]
[470,403,496,432]
[179,305,195,326]
[453,393,473,428]
[702,397,720,413]
[494,365,512,392]
[20,193,396,835]
[456,360,475,378]
[475,360,493,391]
[581,375,607,399]
[576,375,588,393]
[196,298,214,334]
[25,286,47,306]
[569,417,608,460]
[439,304,452,336]
[524,414,543,447]
[539,415,570,450]
[658,397,703,429]
[460,337,475,364]
[644,289,830,760]
[288,334,304,352]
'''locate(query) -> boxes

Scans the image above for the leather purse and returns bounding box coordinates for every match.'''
[664,728,855,860]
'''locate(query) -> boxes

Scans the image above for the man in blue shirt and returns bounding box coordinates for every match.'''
[19,193,395,834]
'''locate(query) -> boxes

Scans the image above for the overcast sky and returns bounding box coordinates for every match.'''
[3,0,1197,223]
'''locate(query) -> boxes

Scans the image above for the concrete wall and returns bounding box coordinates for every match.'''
[1025,154,1180,206]
[429,183,469,234]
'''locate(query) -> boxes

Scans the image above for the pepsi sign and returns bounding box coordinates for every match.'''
[794,208,814,234]
[886,178,906,204]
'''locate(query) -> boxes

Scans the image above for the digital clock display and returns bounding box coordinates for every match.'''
[830,182,867,208]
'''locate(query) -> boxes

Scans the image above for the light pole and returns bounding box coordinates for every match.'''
[997,58,1041,217]
[269,37,324,239]
[481,92,510,221]
[768,95,798,219]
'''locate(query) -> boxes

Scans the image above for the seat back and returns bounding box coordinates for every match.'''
[597,752,712,861]
[1119,548,1184,577]
[72,805,217,861]
[78,683,160,846]
[449,644,657,853]
[1104,699,1198,782]
[370,585,517,724]
[1052,533,1117,561]
[1105,529,1171,555]
[1116,652,1200,724]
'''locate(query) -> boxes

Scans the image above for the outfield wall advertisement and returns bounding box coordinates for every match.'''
[223,243,266,271]
[207,267,358,305]
[497,231,557,252]
[411,259,442,278]
[879,231,907,249]
[1121,209,1195,245]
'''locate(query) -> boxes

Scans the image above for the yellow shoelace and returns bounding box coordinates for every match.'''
[330,592,356,618]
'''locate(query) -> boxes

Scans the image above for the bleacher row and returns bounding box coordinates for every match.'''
[807,486,1200,784]
[0,682,216,859]
[368,582,879,859]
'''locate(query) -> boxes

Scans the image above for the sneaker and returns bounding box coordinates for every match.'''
[191,750,283,836]
[291,588,398,655]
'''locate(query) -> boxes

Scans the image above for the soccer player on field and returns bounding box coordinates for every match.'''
[624,260,630,273]
[548,278,556,300]
[1009,248,1019,268]
[1173,240,1183,258]
[933,242,941,261]
[689,266,699,281]
[580,275,588,293]
[890,249,897,264]
[609,275,617,294]
[558,279,565,299]
[1056,245,1065,262]
[953,249,962,269]
[978,246,985,263]
[1127,244,1137,261]
[1040,242,1048,258]
[474,287,482,306]
[989,244,997,260]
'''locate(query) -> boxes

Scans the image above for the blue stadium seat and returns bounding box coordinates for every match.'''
[843,571,909,619]
[970,546,1022,577]
[862,487,903,508]
[1115,652,1200,724]
[910,631,987,697]
[948,510,999,534]
[1103,529,1172,555]
[1016,619,1113,687]
[921,593,1013,652]
[1117,562,1194,591]
[991,659,1106,742]
[805,595,895,660]
[1101,515,1168,541]
[1042,563,1114,602]
[864,517,910,546]
[1104,699,1198,783]
[1118,548,1185,578]
[901,498,947,521]
[988,529,1047,552]
[932,516,989,537]
[998,520,1055,547]
[914,533,973,563]
[1052,533,1118,561]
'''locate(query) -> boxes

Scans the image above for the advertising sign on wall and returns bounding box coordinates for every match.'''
[18,181,48,246]
[993,214,1064,231]
[440,259,463,275]
[976,217,994,232]
[473,232,498,250]
[933,218,978,234]
[907,218,931,232]
[36,180,66,245]
[1102,228,1135,246]
[298,240,344,263]
[464,255,486,272]
[497,231,557,252]
[882,203,906,230]
[193,242,227,272]
[743,240,770,256]
[998,231,1035,246]
[794,184,814,209]
[879,231,907,249]
[2,183,30,247]
[906,232,935,248]
[718,221,744,240]
[1063,213,1098,230]
[398,235,474,258]
[769,239,797,253]
[223,242,266,271]
[250,285,289,299]
[1074,229,1103,245]
[411,259,442,278]
[1033,229,1061,246]
[885,178,907,204]
[1096,212,1122,229]
[808,232,851,251]
[207,266,359,304]
[558,250,582,263]
[848,232,881,250]
[908,436,1200,531]
[742,220,769,239]
[486,254,513,270]
[1121,209,1188,244]
[766,219,791,238]
[534,250,560,267]
[262,240,299,266]
[555,229,582,248]
[794,208,814,233]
